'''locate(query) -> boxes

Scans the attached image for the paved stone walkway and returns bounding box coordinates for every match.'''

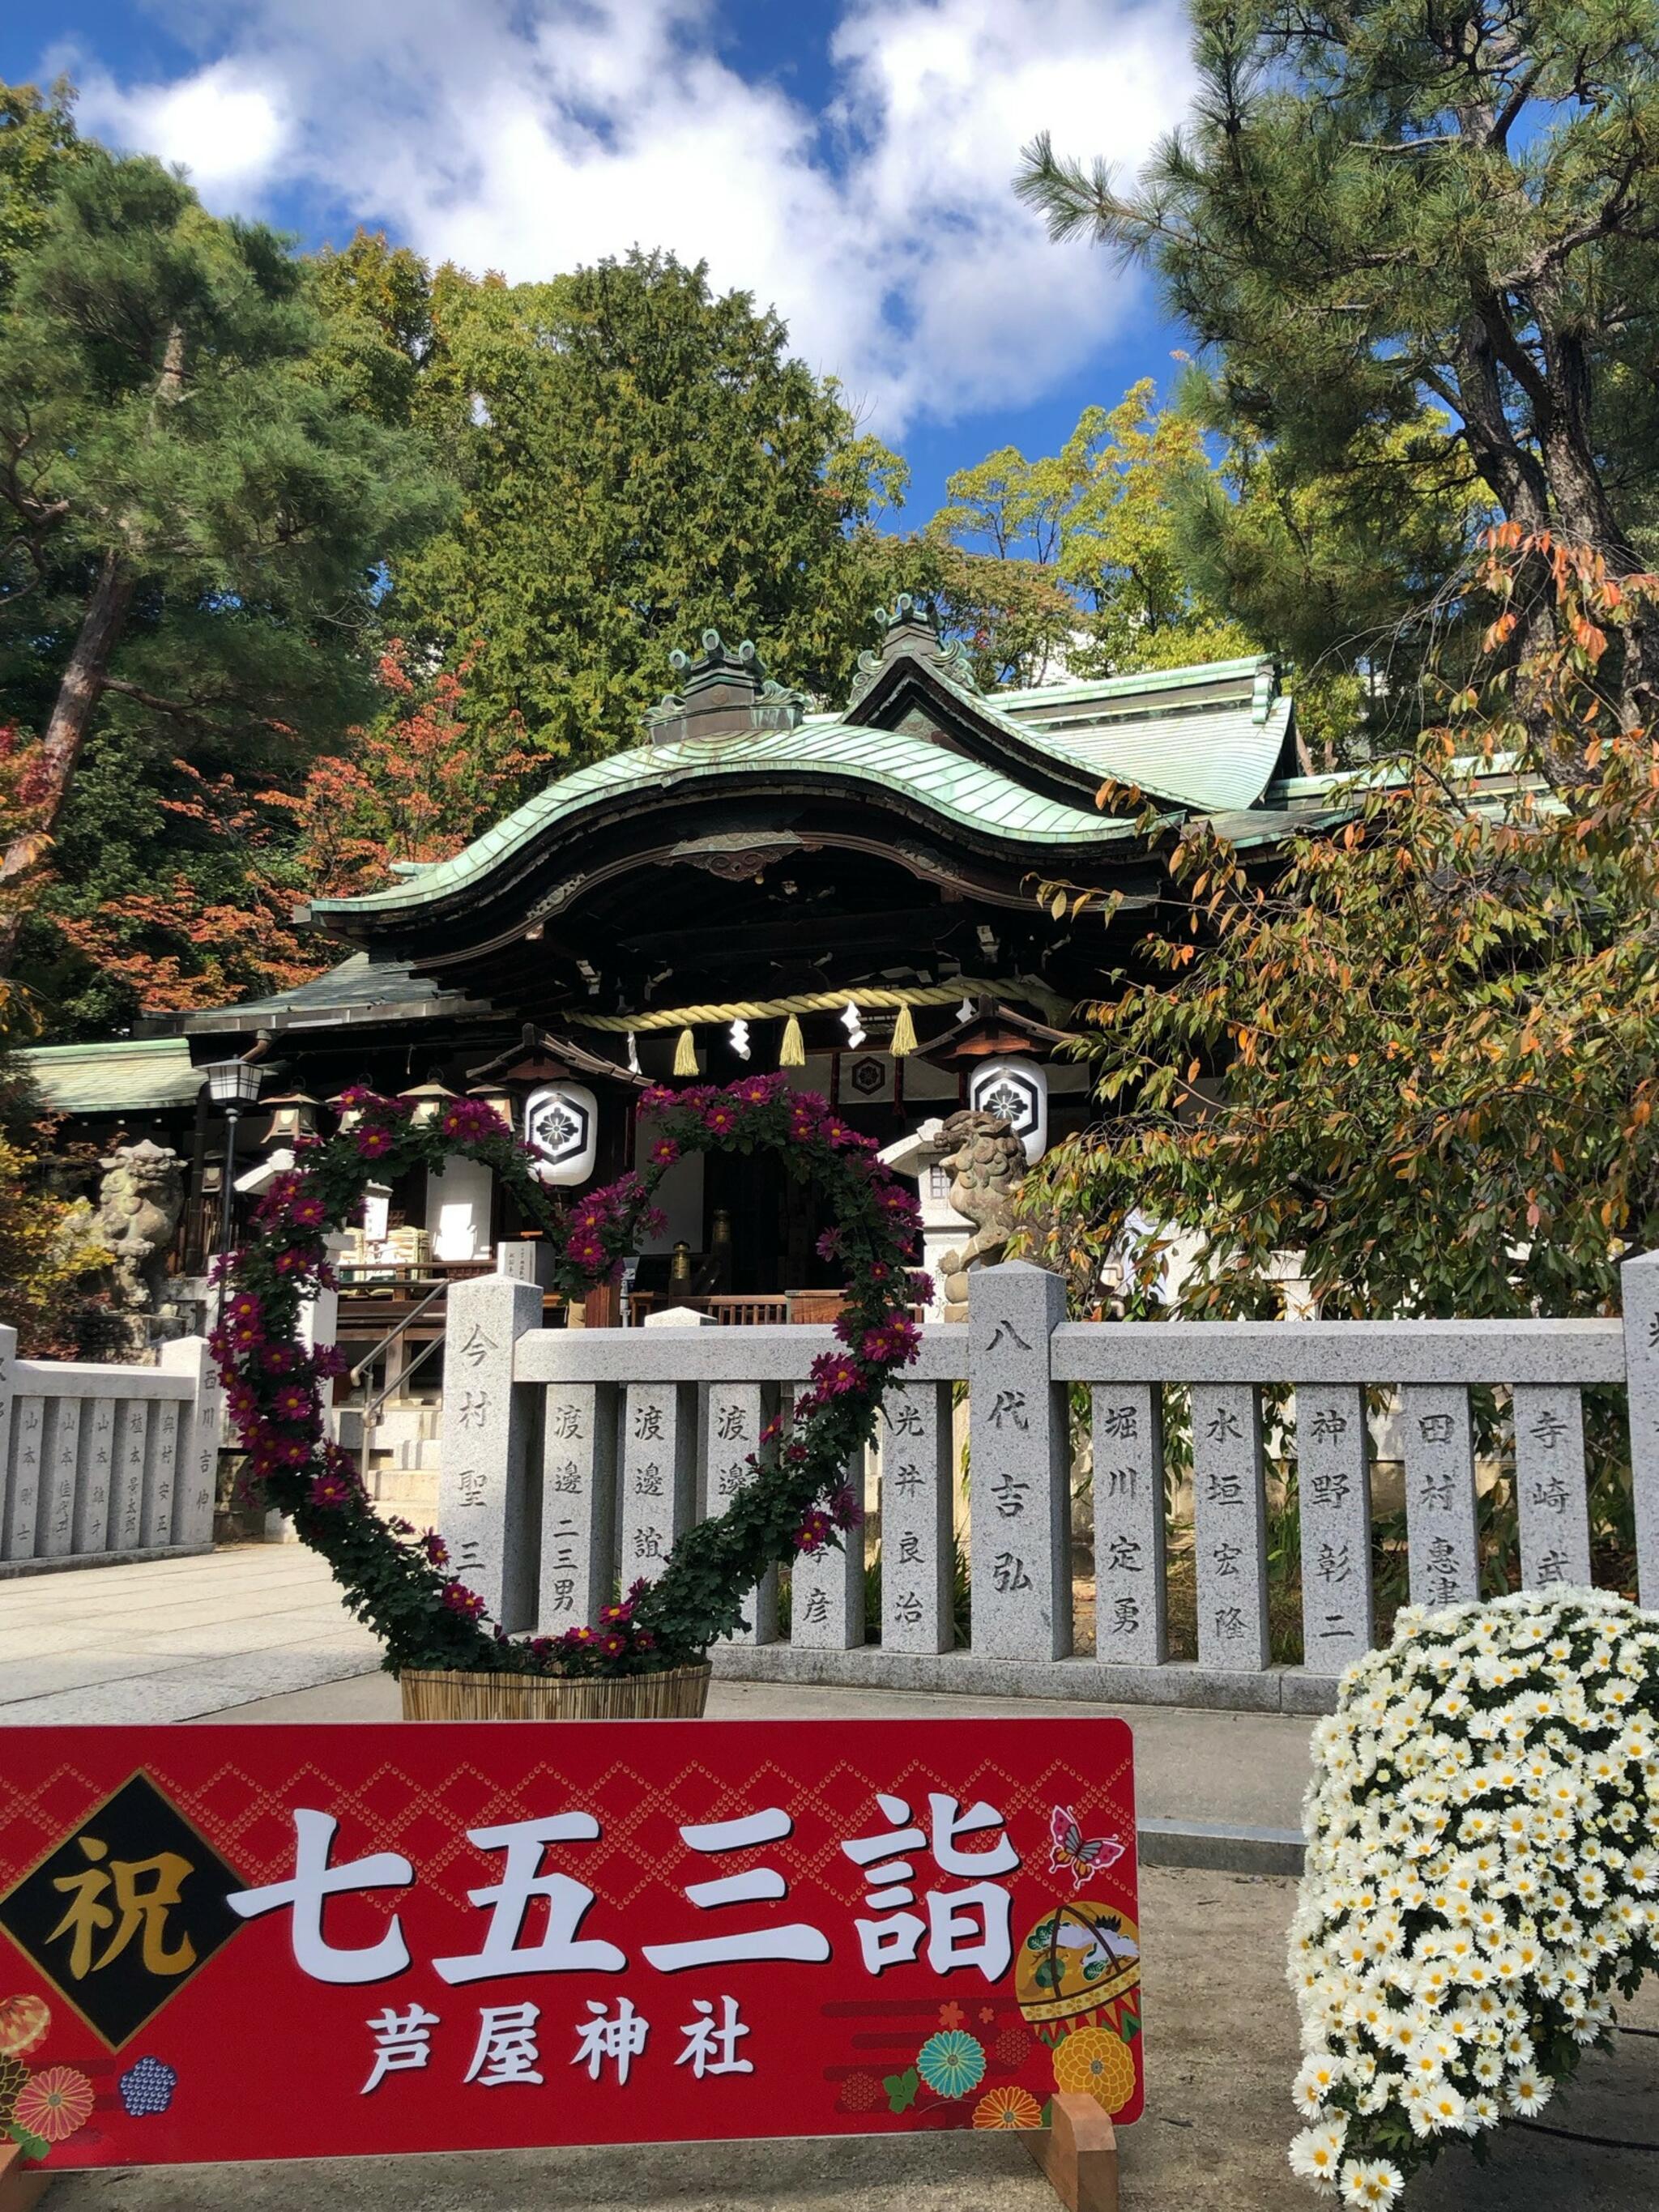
[5,1550,1658,2206]
[0,1546,1315,1835]
[0,1547,381,1724]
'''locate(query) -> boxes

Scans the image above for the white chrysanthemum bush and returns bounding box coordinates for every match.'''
[1287,1588,1659,2207]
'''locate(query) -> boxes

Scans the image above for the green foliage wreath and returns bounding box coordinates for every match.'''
[211,1074,926,1676]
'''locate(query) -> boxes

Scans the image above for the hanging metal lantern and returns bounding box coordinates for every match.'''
[258,1089,320,1148]
[466,1082,516,1129]
[328,1087,366,1132]
[399,1077,459,1128]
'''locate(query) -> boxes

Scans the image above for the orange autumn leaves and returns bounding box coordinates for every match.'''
[56,646,538,1013]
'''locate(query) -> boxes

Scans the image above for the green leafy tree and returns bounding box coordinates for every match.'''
[919,383,1254,685]
[1167,376,1484,761]
[0,78,83,299]
[304,228,435,426]
[1020,2,1659,716]
[390,249,906,761]
[0,1040,108,1354]
[1023,529,1659,1336]
[0,144,450,979]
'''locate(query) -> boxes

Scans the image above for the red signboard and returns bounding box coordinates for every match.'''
[0,1719,1141,2169]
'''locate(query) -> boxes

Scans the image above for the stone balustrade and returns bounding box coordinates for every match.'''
[436,1252,1659,1711]
[0,1328,223,1575]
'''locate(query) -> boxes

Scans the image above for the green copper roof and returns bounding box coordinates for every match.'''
[20,1038,203,1115]
[306,722,1145,922]
[859,646,1294,816]
[1015,695,1296,815]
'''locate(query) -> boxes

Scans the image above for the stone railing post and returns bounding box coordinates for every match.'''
[1297,1384,1373,1675]
[75,1395,117,1557]
[707,1382,781,1646]
[3,1389,45,1562]
[622,1308,710,1588]
[1091,1383,1166,1667]
[0,1325,15,1558]
[968,1262,1070,1661]
[38,1394,83,1559]
[1620,1250,1659,1606]
[539,1378,619,1637]
[109,1400,150,1554]
[879,1380,955,1655]
[438,1275,543,1631]
[163,1336,224,1550]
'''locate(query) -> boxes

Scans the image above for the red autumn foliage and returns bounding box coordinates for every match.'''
[54,648,540,1012]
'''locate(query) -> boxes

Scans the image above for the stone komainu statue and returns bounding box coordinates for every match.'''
[93,1139,185,1319]
[936,1108,1026,1323]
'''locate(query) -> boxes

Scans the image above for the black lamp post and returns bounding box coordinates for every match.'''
[203,1057,264,1315]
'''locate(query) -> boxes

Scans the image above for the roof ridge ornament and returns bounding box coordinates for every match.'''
[848,591,981,708]
[644,627,804,746]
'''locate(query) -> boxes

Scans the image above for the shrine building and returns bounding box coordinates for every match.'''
[23,599,1337,1413]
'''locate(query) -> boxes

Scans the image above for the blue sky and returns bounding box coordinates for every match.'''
[7,1,1196,524]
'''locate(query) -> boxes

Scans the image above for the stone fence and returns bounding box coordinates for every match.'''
[0,1328,224,1576]
[432,1255,1657,1715]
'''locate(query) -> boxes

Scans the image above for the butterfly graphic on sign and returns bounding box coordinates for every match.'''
[1047,1805,1126,1892]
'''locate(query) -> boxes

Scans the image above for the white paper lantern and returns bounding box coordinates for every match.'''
[967,1057,1049,1165]
[523,1083,599,1185]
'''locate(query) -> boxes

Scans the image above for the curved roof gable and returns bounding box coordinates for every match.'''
[994,655,1299,814]
[301,610,1298,943]
[302,720,1145,929]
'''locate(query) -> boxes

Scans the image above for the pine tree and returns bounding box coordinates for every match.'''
[1020,2,1659,717]
[0,145,450,978]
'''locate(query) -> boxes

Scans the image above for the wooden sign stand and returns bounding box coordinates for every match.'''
[1026,2093,1120,2212]
[0,2142,50,2212]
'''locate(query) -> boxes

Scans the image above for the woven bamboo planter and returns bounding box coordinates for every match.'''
[399,1660,712,1722]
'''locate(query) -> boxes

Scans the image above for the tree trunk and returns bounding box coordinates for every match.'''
[0,548,134,976]
[1531,316,1659,727]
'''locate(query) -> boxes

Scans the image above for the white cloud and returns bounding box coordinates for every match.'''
[59,0,1193,435]
[75,58,288,192]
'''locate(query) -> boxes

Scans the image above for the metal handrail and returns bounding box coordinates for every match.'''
[352,1328,447,1491]
[347,1278,450,1387]
[346,1277,453,1492]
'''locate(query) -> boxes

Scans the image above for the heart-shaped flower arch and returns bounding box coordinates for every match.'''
[211,1074,927,1676]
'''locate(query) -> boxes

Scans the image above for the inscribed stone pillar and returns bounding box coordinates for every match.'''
[38,1397,83,1558]
[1191,1383,1269,1672]
[880,1381,955,1655]
[1401,1384,1480,1609]
[790,1412,867,1652]
[2,1396,45,1561]
[539,1382,617,1633]
[0,1327,12,1557]
[1619,1251,1659,1608]
[968,1263,1070,1662]
[620,1383,697,1588]
[1296,1383,1373,1674]
[706,1382,778,1645]
[438,1274,542,1631]
[1512,1384,1592,1592]
[74,1395,117,1556]
[139,1399,180,1549]
[1091,1383,1166,1668]
[109,1400,151,1553]
[164,1336,224,1549]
